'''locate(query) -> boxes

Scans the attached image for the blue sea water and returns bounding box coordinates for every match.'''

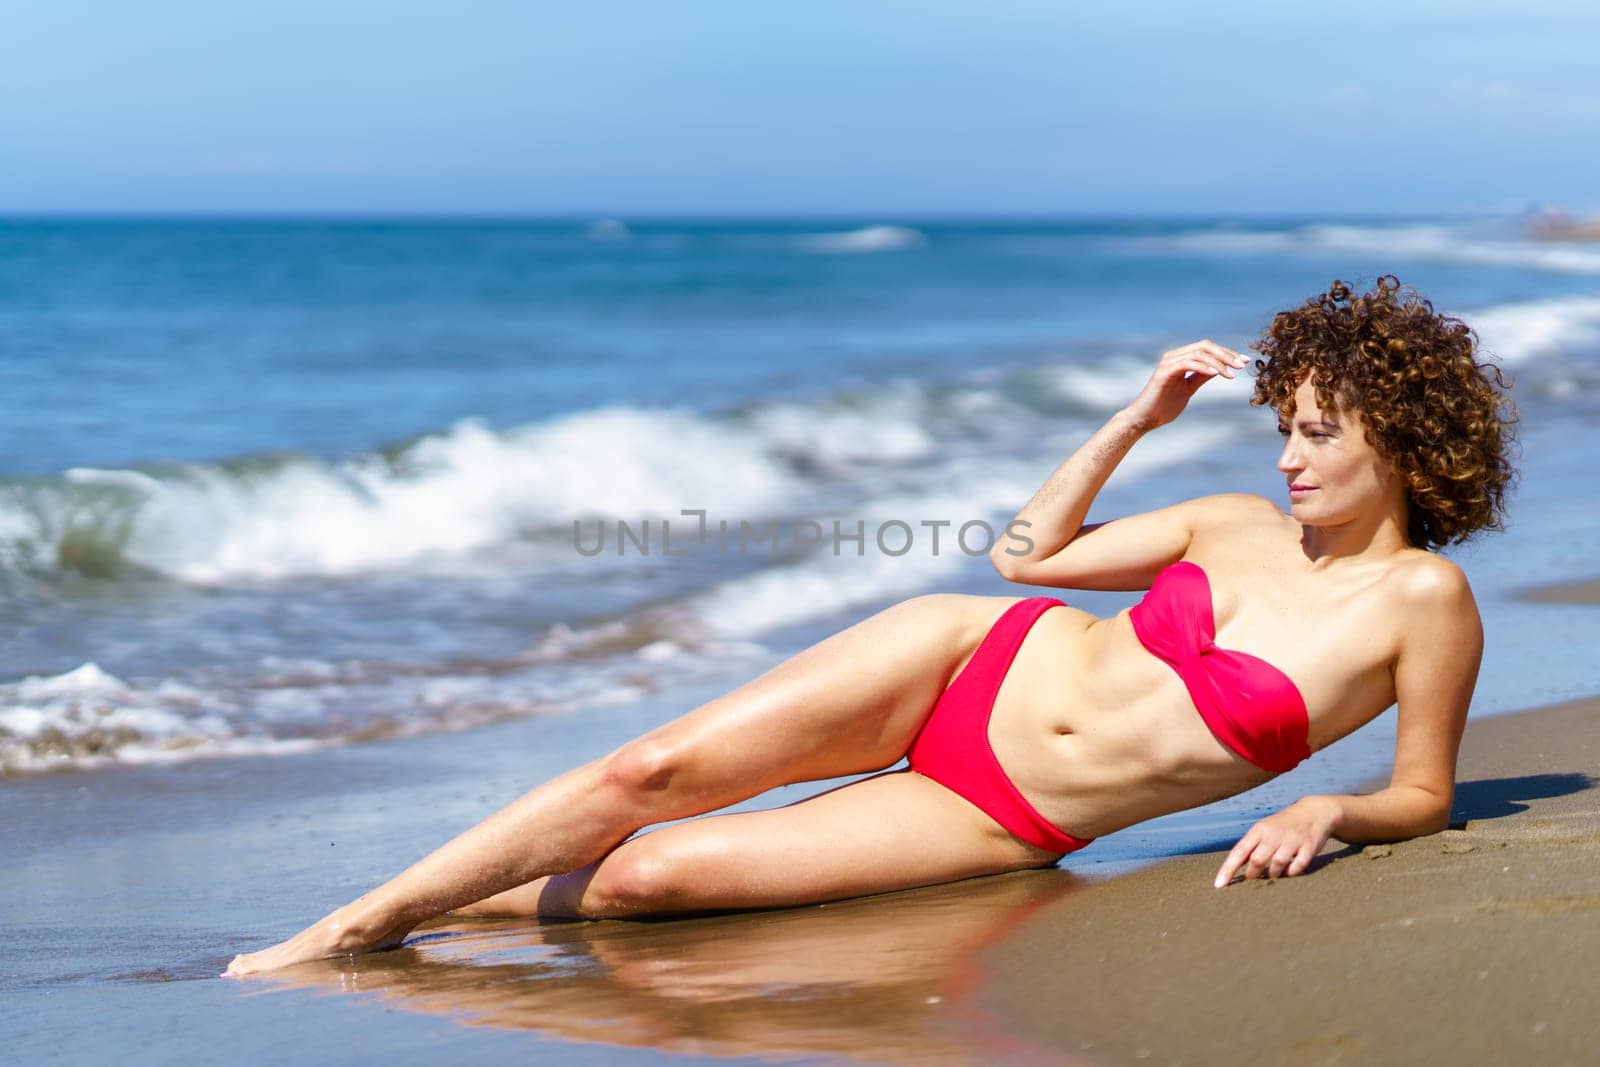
[3,215,1599,779]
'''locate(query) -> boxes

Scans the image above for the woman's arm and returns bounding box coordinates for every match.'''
[1326,559,1481,840]
[991,340,1250,589]
[1212,560,1483,886]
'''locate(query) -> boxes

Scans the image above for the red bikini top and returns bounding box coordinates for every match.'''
[1128,560,1312,774]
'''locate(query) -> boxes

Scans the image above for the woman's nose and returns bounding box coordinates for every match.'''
[1276,438,1303,474]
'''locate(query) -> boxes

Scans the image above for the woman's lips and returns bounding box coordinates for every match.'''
[1288,484,1317,499]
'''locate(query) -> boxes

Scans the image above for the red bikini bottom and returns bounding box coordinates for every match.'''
[907,596,1095,855]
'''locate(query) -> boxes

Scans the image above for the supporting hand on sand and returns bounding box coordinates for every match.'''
[1213,795,1339,887]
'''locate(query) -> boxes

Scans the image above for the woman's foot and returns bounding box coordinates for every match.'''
[223,902,412,976]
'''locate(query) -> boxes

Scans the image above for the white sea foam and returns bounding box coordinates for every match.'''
[0,662,247,774]
[0,382,980,586]
[63,468,165,492]
[0,633,775,776]
[1464,294,1600,364]
[119,410,804,583]
[744,383,940,471]
[798,225,927,254]
[1159,222,1600,276]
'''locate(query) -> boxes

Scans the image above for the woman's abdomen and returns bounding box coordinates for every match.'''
[987,610,1275,838]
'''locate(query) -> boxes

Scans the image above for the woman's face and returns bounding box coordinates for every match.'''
[1275,377,1403,528]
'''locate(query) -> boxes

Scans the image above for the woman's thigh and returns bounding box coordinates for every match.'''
[607,594,1026,816]
[561,769,1063,918]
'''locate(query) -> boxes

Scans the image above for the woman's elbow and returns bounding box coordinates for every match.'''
[990,547,1030,583]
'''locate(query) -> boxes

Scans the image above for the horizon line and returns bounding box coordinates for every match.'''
[0,207,1518,224]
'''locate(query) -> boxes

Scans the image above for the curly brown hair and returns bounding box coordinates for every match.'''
[1250,275,1517,550]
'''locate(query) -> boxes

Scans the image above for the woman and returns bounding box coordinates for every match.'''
[226,276,1515,977]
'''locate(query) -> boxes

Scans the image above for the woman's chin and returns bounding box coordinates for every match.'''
[1287,500,1331,524]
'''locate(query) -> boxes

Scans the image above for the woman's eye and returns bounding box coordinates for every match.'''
[1276,426,1290,436]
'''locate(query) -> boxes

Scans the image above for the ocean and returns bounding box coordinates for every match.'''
[3,214,1598,792]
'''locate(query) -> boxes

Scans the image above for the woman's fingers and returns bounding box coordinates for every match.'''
[1248,839,1280,879]
[1165,339,1249,366]
[1214,830,1259,886]
[1215,832,1317,886]
[1199,347,1247,375]
[1194,339,1250,366]
[1161,341,1248,381]
[1190,342,1250,374]
[1160,357,1221,382]
[1268,841,1300,878]
[1241,838,1282,881]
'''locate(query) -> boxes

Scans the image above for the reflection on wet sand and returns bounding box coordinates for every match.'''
[251,869,1091,1064]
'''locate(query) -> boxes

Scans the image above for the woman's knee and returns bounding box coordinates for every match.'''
[580,840,694,919]
[883,593,987,654]
[598,734,695,809]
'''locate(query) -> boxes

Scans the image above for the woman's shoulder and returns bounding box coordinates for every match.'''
[1177,494,1294,557]
[1381,552,1484,669]
[1183,492,1291,530]
[1388,550,1477,610]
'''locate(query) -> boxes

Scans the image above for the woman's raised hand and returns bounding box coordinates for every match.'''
[1124,340,1250,431]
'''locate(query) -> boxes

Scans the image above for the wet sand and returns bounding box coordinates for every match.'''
[3,675,1092,1065]
[976,576,1600,1065]
[1520,576,1600,605]
[238,869,1090,1065]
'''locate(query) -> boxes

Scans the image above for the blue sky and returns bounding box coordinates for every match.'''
[3,1,1597,216]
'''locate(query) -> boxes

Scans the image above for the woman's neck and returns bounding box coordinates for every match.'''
[1297,493,1415,566]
